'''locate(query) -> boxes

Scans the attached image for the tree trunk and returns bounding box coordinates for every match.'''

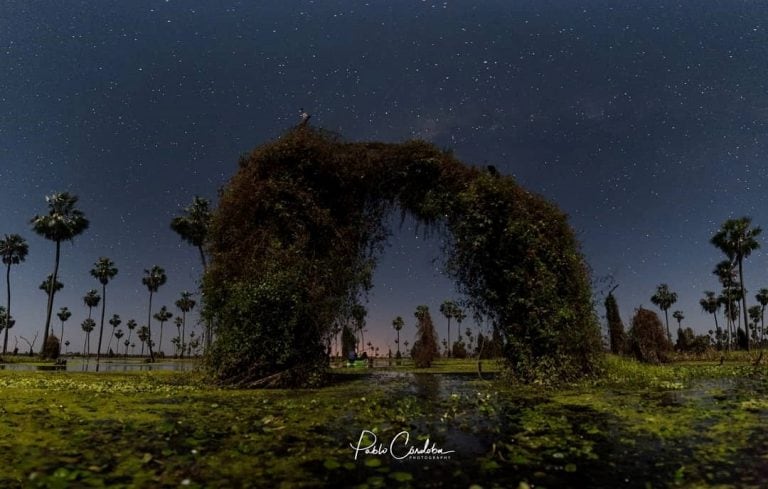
[159,322,164,356]
[3,263,10,355]
[147,291,155,362]
[739,257,750,350]
[96,283,107,371]
[664,309,671,343]
[181,311,186,360]
[41,240,61,353]
[447,317,452,357]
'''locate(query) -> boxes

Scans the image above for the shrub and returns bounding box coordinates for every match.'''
[605,292,627,355]
[628,308,672,364]
[451,340,468,359]
[42,334,60,360]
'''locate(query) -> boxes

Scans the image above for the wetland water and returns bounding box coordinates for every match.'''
[0,359,197,372]
[330,370,768,488]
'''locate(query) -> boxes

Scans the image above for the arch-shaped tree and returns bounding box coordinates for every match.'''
[203,127,602,386]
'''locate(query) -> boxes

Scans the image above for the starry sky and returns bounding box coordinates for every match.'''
[2,0,768,354]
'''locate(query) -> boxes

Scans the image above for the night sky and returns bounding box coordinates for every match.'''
[3,1,768,354]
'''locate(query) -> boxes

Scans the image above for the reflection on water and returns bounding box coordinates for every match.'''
[0,359,198,372]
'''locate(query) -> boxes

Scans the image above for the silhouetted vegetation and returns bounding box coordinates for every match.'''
[605,292,627,355]
[204,126,602,386]
[412,305,439,368]
[628,308,672,364]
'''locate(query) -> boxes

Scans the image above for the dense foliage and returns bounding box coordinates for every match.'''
[412,305,440,368]
[605,292,627,355]
[628,308,672,364]
[204,126,602,386]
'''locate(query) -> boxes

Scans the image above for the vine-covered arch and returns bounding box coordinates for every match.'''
[203,127,602,386]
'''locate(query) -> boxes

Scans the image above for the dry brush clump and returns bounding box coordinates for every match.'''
[628,308,672,364]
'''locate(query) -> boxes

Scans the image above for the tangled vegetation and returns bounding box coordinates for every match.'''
[204,126,602,386]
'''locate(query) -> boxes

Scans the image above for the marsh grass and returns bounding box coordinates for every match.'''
[2,357,768,487]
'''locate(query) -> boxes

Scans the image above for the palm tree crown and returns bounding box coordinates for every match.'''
[90,257,118,285]
[142,266,167,293]
[83,289,101,311]
[31,193,90,242]
[0,234,29,266]
[40,275,64,295]
[170,196,211,269]
[650,283,677,341]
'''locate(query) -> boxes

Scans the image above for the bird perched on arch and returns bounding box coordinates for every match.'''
[299,108,311,126]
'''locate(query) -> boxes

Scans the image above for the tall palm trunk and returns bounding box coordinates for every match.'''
[59,320,65,355]
[180,310,186,360]
[147,291,156,361]
[739,257,750,350]
[41,240,61,351]
[663,309,671,343]
[158,322,164,356]
[712,312,720,349]
[3,262,10,355]
[447,317,452,357]
[95,283,107,371]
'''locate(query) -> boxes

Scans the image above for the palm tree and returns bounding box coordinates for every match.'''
[175,291,196,359]
[403,340,410,357]
[40,275,63,297]
[0,234,28,356]
[153,306,173,355]
[107,314,121,354]
[749,305,762,344]
[81,318,95,357]
[454,307,467,335]
[31,192,89,349]
[173,316,183,356]
[351,304,367,353]
[700,291,721,348]
[755,288,768,344]
[91,257,118,369]
[171,196,211,270]
[137,325,149,357]
[0,307,14,351]
[672,310,685,337]
[126,319,137,356]
[171,196,213,350]
[83,289,100,320]
[711,217,762,350]
[142,266,167,362]
[714,260,738,349]
[123,339,130,356]
[439,300,457,357]
[56,307,72,355]
[651,283,677,342]
[392,316,404,358]
[114,329,124,351]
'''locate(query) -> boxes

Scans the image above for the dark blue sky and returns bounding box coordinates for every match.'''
[2,1,768,353]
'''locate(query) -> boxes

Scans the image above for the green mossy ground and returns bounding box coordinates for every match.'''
[1,357,767,488]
